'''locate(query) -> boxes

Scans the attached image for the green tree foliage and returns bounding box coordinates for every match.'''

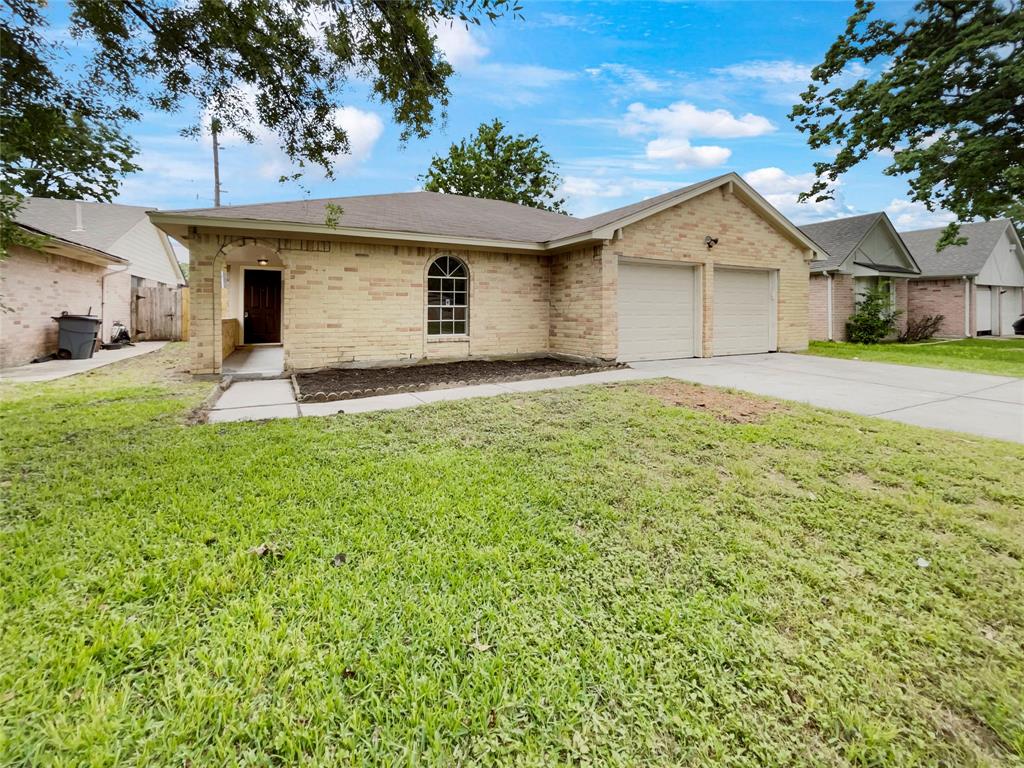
[846,285,900,344]
[790,0,1024,248]
[0,0,520,254]
[421,119,566,212]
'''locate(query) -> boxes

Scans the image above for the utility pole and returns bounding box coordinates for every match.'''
[212,120,222,207]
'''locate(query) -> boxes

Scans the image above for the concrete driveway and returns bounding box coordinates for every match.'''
[632,353,1023,443]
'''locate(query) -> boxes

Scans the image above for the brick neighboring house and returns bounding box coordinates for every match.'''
[148,172,822,376]
[901,219,1024,338]
[799,212,921,341]
[0,199,186,368]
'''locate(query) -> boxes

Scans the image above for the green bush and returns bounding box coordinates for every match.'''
[846,285,900,344]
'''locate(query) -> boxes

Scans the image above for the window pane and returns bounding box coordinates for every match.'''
[453,320,466,334]
[453,291,467,306]
[428,291,441,306]
[428,277,442,292]
[428,321,441,335]
[454,307,466,321]
[428,307,440,321]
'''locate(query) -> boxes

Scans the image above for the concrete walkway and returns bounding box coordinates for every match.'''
[206,353,1023,443]
[223,346,285,379]
[0,341,168,383]
[207,368,654,423]
[631,354,1023,443]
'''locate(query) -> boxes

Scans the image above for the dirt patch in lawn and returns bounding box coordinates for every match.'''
[645,380,786,424]
[295,357,620,402]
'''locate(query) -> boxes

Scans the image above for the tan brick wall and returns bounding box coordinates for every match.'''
[186,233,551,374]
[893,278,909,336]
[281,241,549,372]
[809,274,829,340]
[832,274,855,342]
[608,187,811,355]
[549,245,616,360]
[908,278,969,338]
[187,235,223,374]
[0,245,111,368]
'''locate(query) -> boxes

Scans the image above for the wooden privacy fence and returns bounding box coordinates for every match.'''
[133,284,186,341]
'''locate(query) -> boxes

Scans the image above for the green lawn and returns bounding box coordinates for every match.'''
[2,345,1023,767]
[806,338,1024,377]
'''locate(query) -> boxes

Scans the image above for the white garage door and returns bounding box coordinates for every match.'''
[713,268,775,356]
[617,260,696,361]
[976,286,992,333]
[999,287,1022,335]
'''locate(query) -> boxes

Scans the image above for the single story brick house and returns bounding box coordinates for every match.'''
[799,212,921,341]
[149,173,820,375]
[901,219,1024,337]
[1,199,185,368]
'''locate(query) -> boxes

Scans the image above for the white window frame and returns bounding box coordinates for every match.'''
[426,255,469,337]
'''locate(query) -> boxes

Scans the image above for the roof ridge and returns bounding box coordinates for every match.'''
[899,218,1009,235]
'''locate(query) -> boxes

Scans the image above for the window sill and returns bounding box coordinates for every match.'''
[427,335,470,343]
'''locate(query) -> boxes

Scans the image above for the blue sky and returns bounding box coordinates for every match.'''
[51,1,957,233]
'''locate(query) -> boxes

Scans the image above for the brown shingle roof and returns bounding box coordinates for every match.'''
[163,191,577,243]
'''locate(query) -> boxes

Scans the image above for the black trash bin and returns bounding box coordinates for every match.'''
[52,313,102,359]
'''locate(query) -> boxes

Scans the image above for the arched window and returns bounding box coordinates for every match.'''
[426,255,468,335]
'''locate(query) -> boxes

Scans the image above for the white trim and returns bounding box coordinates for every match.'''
[826,272,834,341]
[964,277,972,337]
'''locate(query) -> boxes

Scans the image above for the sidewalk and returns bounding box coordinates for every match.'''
[207,368,656,423]
[0,341,168,383]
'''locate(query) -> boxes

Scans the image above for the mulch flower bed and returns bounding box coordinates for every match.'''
[294,357,621,403]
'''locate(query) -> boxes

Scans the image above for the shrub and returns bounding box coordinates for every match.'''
[846,285,900,344]
[899,314,945,343]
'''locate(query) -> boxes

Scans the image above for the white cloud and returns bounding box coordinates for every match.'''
[585,63,666,95]
[560,174,689,217]
[562,176,626,199]
[712,60,813,84]
[885,199,957,230]
[621,101,774,169]
[742,167,851,223]
[432,21,489,68]
[645,139,731,168]
[624,102,774,140]
[467,63,577,105]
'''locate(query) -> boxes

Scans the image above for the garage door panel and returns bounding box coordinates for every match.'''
[618,261,695,361]
[976,287,992,333]
[713,268,774,356]
[999,287,1022,335]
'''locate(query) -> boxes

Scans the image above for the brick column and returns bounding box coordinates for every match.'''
[188,234,223,375]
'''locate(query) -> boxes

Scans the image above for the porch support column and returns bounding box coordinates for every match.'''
[188,233,223,375]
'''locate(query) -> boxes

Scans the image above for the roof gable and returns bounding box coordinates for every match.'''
[900,219,1019,278]
[15,198,184,284]
[800,212,918,274]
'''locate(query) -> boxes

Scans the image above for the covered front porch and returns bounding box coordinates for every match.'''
[186,235,288,376]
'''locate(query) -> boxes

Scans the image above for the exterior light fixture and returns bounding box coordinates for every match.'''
[257,258,269,266]
[704,236,719,249]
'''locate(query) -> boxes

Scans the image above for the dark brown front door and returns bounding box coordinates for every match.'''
[244,270,282,344]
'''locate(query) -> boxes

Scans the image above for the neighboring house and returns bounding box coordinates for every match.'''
[800,212,921,341]
[149,172,821,376]
[901,219,1024,338]
[0,199,186,368]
